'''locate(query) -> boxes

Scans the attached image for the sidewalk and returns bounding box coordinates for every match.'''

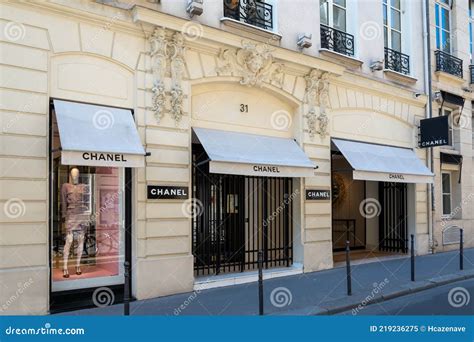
[58,248,474,316]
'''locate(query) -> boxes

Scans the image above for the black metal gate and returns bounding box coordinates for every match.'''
[379,182,408,253]
[192,145,293,276]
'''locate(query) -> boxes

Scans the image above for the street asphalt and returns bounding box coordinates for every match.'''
[57,248,474,316]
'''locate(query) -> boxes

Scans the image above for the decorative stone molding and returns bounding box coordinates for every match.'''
[216,40,284,87]
[304,69,331,139]
[148,27,186,125]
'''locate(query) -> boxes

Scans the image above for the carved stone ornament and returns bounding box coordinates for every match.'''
[304,69,331,139]
[216,40,284,87]
[148,28,186,125]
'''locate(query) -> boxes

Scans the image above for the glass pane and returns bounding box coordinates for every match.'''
[442,30,451,52]
[383,4,387,25]
[334,0,346,7]
[320,0,328,25]
[384,27,388,47]
[442,173,451,193]
[436,28,441,49]
[391,0,400,9]
[391,8,401,31]
[442,195,451,215]
[435,4,439,27]
[441,7,450,31]
[440,0,450,4]
[391,30,401,51]
[333,6,346,31]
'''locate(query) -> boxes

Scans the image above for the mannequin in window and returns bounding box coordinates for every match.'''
[61,167,89,278]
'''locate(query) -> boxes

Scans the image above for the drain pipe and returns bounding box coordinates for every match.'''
[422,0,435,253]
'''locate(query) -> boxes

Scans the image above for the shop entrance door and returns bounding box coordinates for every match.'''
[192,146,293,276]
[379,182,408,253]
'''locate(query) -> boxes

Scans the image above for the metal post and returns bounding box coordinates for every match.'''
[460,229,464,270]
[410,234,415,282]
[124,261,130,316]
[345,240,352,296]
[258,250,264,315]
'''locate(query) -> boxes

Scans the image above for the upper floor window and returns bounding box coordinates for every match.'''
[441,172,452,216]
[383,0,401,52]
[320,0,346,32]
[435,0,452,53]
[470,0,473,61]
[223,0,274,31]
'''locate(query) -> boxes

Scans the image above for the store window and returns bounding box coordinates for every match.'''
[435,0,452,53]
[441,172,452,216]
[383,0,402,52]
[320,0,347,32]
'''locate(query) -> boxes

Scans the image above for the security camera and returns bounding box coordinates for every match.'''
[413,92,422,98]
[186,0,203,17]
[297,33,312,49]
[433,91,442,102]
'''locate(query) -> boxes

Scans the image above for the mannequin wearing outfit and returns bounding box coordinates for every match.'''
[61,167,89,278]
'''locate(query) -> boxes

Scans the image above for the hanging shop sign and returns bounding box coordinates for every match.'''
[419,116,450,148]
[306,189,331,200]
[147,185,189,200]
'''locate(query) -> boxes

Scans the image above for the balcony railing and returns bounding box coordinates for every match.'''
[320,24,354,57]
[223,0,273,31]
[435,50,463,79]
[470,65,474,84]
[384,47,410,75]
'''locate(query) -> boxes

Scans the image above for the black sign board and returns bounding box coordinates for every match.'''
[419,116,450,148]
[306,189,331,200]
[147,185,189,199]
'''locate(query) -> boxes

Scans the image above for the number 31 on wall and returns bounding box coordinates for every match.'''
[240,104,249,113]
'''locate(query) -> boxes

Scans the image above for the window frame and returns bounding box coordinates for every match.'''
[320,0,347,32]
[435,0,452,54]
[383,0,402,52]
[441,171,452,217]
[441,107,454,146]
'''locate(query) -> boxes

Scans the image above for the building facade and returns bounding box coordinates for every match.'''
[0,0,472,314]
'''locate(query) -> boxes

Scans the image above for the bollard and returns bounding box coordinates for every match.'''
[345,240,352,296]
[410,234,415,282]
[460,229,464,271]
[124,261,130,316]
[258,250,264,315]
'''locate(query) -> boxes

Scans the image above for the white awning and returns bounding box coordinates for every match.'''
[332,139,434,184]
[193,127,316,177]
[53,99,145,167]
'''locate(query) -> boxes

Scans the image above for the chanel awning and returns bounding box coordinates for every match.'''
[53,99,145,167]
[193,127,316,177]
[440,91,465,107]
[332,138,434,184]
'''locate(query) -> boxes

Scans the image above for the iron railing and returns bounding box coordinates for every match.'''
[320,24,354,57]
[384,47,410,75]
[470,65,474,84]
[223,0,273,31]
[435,50,463,79]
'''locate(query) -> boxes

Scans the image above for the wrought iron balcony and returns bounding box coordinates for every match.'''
[223,0,273,31]
[470,65,474,84]
[435,50,463,79]
[384,47,410,75]
[320,24,354,57]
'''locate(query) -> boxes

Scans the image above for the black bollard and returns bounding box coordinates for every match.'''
[460,229,464,271]
[258,250,264,315]
[410,235,415,282]
[345,240,352,296]
[124,261,130,316]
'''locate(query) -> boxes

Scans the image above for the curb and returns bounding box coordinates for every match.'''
[315,271,474,315]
